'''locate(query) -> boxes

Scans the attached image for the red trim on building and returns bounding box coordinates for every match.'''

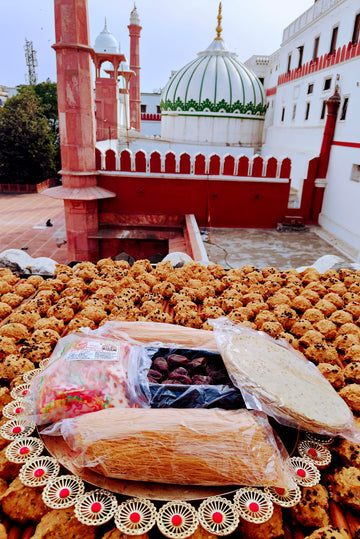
[332,141,360,148]
[141,113,161,121]
[266,87,277,96]
[277,41,360,86]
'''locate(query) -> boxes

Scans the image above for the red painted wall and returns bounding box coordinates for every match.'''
[97,174,291,228]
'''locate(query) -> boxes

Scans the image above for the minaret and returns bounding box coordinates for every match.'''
[128,3,142,131]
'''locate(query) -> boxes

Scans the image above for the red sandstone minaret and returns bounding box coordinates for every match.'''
[46,0,115,262]
[128,3,142,131]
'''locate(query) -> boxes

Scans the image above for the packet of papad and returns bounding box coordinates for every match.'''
[211,317,360,442]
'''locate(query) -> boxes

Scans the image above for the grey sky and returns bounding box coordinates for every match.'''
[1,0,314,92]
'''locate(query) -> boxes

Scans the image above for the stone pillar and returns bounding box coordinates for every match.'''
[128,4,142,131]
[317,87,341,178]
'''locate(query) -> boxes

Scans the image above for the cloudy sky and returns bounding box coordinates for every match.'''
[1,0,314,92]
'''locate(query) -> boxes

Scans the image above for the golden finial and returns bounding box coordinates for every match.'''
[215,2,222,40]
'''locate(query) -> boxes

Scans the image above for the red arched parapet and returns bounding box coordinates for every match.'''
[179,153,191,174]
[319,55,324,70]
[150,151,161,173]
[223,155,235,175]
[237,155,249,176]
[340,45,346,62]
[95,148,102,170]
[135,150,147,172]
[194,154,206,175]
[209,154,221,175]
[265,157,278,178]
[351,43,357,58]
[279,158,291,179]
[251,155,263,177]
[335,47,341,63]
[165,152,176,173]
[120,149,132,171]
[105,149,116,171]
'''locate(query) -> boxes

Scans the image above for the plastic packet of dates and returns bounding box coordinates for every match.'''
[141,346,245,409]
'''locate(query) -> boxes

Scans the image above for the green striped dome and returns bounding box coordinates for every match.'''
[160,38,266,116]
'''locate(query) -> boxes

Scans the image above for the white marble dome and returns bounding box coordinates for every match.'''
[94,20,119,54]
[161,38,266,117]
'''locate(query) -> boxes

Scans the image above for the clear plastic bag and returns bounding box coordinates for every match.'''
[211,317,360,442]
[43,407,295,489]
[25,332,151,425]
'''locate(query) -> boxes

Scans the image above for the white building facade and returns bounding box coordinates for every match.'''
[250,0,360,260]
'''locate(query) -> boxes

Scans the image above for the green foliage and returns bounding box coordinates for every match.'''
[0,85,57,184]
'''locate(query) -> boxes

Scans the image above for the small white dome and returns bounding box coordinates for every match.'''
[129,4,140,26]
[94,19,119,54]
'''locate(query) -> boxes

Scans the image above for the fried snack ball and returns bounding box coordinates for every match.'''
[242,292,264,306]
[0,293,23,308]
[87,279,114,294]
[334,334,360,352]
[14,282,35,298]
[289,484,330,528]
[24,296,52,316]
[175,310,203,328]
[151,281,176,299]
[31,329,60,347]
[299,330,326,348]
[46,304,74,323]
[304,344,340,366]
[301,268,321,283]
[18,342,52,364]
[200,305,225,321]
[291,319,314,337]
[26,275,45,287]
[239,503,283,539]
[343,344,360,363]
[0,270,19,285]
[291,296,312,313]
[0,387,12,413]
[34,316,65,334]
[146,310,173,324]
[1,477,50,523]
[323,292,344,309]
[300,289,321,305]
[221,297,244,313]
[141,300,164,316]
[328,466,360,511]
[0,280,12,295]
[301,308,325,324]
[261,320,284,338]
[277,332,300,350]
[317,363,345,389]
[0,354,34,381]
[36,289,60,303]
[246,301,269,317]
[38,278,65,293]
[334,418,360,467]
[313,319,338,341]
[304,526,350,539]
[267,293,291,309]
[0,323,29,342]
[339,384,360,414]
[273,305,299,330]
[262,266,280,278]
[207,264,227,279]
[8,309,41,329]
[202,296,221,308]
[0,447,20,481]
[344,362,360,383]
[0,335,17,359]
[338,322,360,337]
[314,299,337,317]
[79,306,107,324]
[67,317,97,333]
[255,311,278,329]
[344,302,360,319]
[0,301,12,319]
[330,310,354,326]
[227,307,253,323]
[328,281,348,296]
[304,281,327,297]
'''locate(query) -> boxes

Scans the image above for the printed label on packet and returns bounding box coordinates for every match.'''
[65,341,119,362]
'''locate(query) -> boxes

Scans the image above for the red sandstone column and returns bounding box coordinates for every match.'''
[317,87,341,178]
[128,4,142,131]
[53,0,99,261]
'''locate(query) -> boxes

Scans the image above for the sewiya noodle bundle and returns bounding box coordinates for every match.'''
[44,407,295,489]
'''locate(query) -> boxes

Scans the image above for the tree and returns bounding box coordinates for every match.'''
[18,80,61,171]
[0,86,57,184]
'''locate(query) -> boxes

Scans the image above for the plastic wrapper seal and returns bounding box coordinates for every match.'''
[42,407,295,489]
[25,332,151,425]
[211,317,360,442]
